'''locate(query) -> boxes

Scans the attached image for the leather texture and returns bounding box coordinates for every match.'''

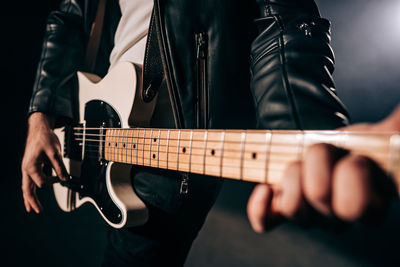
[29,0,349,130]
[28,0,350,213]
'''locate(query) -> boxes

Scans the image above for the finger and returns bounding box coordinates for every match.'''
[332,154,379,222]
[22,173,42,213]
[31,186,44,212]
[45,148,69,181]
[276,161,304,218]
[302,144,348,216]
[23,196,31,213]
[29,169,46,188]
[247,184,283,233]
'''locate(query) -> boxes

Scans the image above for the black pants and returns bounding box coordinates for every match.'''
[102,171,222,266]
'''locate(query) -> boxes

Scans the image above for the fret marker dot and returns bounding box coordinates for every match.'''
[211,149,215,156]
[133,144,136,149]
[252,152,257,159]
[108,142,111,146]
[182,147,186,153]
[154,138,157,142]
[123,143,126,148]
[115,143,117,147]
[153,154,156,159]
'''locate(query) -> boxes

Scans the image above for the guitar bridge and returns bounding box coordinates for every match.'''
[60,176,83,192]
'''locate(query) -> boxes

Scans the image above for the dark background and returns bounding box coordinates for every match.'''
[2,0,400,266]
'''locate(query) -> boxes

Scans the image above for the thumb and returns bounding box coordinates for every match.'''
[247,184,284,232]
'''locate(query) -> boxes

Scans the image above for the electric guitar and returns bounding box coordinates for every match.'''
[54,62,400,229]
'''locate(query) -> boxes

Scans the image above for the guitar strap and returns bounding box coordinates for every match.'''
[83,0,107,73]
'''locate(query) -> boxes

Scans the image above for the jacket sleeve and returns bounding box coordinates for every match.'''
[28,0,86,127]
[251,0,350,130]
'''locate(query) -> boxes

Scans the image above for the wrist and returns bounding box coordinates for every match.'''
[28,112,55,130]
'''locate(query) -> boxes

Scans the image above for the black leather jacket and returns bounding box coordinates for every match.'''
[28,0,349,213]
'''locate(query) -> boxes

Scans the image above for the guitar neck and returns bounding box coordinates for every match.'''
[81,128,400,192]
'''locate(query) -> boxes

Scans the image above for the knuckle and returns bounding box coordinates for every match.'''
[48,150,58,160]
[21,161,30,172]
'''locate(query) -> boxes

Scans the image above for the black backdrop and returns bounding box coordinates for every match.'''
[2,0,400,266]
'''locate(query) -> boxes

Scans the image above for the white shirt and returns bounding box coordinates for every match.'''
[109,0,153,69]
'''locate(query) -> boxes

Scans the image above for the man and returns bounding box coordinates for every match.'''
[21,0,397,265]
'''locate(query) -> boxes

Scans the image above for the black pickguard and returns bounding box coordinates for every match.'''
[64,100,124,225]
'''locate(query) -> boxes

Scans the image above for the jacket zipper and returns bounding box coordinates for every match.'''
[195,32,209,129]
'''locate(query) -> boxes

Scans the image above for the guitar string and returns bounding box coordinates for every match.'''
[72,127,398,134]
[77,139,391,157]
[79,143,389,159]
[74,137,392,154]
[72,131,393,145]
[73,134,312,146]
[78,154,285,172]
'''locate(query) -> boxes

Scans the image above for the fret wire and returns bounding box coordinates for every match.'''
[130,129,134,165]
[149,129,153,166]
[110,129,113,161]
[121,129,124,163]
[136,128,140,165]
[125,129,129,164]
[115,129,119,163]
[107,129,112,160]
[189,130,193,174]
[113,129,117,162]
[219,131,225,178]
[264,131,272,183]
[240,132,246,181]
[166,130,171,170]
[203,131,208,175]
[119,129,123,163]
[142,129,146,165]
[177,130,181,171]
[157,129,161,168]
[109,129,112,161]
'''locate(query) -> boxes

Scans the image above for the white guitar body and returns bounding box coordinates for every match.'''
[53,62,149,228]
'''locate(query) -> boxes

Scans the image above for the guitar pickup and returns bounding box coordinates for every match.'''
[64,124,83,161]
